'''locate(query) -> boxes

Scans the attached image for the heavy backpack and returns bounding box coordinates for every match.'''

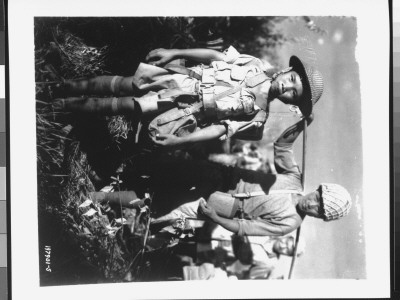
[147,101,203,138]
[148,107,199,138]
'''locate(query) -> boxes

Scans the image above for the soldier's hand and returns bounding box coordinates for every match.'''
[146,48,176,66]
[199,199,218,222]
[152,133,182,148]
[306,113,314,125]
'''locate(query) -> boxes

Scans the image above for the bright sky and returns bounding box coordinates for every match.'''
[275,17,364,278]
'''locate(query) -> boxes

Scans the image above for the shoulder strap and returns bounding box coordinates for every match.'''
[165,63,269,101]
[165,63,269,90]
[269,190,304,195]
[203,72,270,118]
[245,72,270,88]
[213,72,270,101]
[213,84,243,101]
[163,64,202,80]
[233,189,303,198]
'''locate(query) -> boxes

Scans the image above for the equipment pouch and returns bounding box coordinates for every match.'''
[148,107,198,138]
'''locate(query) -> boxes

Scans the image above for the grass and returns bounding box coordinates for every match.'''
[36,22,147,285]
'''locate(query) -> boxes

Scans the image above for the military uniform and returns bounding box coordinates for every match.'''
[56,46,274,143]
[151,142,305,237]
[128,46,273,140]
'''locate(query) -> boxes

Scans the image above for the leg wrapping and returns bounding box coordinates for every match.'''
[64,75,134,96]
[53,96,136,116]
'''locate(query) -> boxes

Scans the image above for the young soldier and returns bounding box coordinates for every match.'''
[51,46,323,148]
[149,114,351,236]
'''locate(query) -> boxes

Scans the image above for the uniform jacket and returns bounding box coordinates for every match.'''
[132,46,274,140]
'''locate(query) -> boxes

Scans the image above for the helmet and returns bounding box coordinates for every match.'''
[289,56,324,117]
[319,183,352,221]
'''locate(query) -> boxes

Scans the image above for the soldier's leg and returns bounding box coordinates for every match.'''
[64,75,136,96]
[52,96,138,116]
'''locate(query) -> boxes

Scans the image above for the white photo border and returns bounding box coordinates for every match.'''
[8,0,390,299]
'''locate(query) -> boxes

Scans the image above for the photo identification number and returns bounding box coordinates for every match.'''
[44,245,51,272]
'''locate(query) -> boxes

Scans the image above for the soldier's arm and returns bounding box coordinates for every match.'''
[199,199,240,233]
[152,124,227,148]
[146,48,225,66]
[200,198,293,236]
[212,216,240,234]
[276,114,314,144]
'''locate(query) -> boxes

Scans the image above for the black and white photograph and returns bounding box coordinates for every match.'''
[8,0,390,299]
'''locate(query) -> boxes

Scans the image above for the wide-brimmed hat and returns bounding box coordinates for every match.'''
[289,56,324,117]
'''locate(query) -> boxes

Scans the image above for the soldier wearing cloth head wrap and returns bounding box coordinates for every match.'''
[150,113,352,236]
[52,46,323,148]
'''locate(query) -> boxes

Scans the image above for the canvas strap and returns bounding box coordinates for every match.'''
[164,63,270,113]
[233,189,304,198]
[155,101,203,126]
[164,64,202,80]
[202,72,269,118]
[158,64,270,124]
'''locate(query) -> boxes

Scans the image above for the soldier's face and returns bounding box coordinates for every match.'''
[299,190,324,218]
[270,71,304,104]
[273,236,295,256]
